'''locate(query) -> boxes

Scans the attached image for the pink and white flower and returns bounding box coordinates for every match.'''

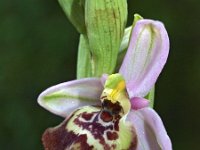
[38,20,172,150]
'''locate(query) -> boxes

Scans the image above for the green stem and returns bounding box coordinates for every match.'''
[77,34,92,78]
[145,86,155,108]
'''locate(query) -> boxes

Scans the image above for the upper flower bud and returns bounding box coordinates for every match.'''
[85,0,128,76]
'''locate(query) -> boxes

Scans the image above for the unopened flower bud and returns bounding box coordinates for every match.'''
[85,0,128,76]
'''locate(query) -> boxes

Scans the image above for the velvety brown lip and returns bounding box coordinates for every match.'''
[42,106,137,150]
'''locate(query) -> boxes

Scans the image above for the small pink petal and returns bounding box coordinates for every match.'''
[131,97,149,110]
[127,108,172,150]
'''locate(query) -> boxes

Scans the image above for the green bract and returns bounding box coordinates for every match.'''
[58,0,86,33]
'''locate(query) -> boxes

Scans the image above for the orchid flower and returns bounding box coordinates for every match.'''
[38,20,172,150]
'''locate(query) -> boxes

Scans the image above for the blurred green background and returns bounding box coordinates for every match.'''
[0,0,200,149]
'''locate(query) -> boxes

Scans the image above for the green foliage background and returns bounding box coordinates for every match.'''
[0,0,200,149]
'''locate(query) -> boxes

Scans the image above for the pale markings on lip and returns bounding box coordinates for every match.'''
[72,108,120,149]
